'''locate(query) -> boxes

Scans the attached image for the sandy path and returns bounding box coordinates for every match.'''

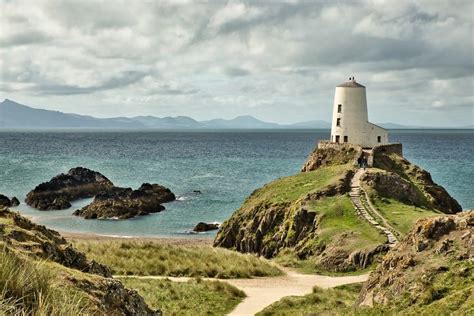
[117,268,369,315]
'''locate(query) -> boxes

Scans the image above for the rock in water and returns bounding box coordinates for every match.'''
[193,222,219,232]
[0,194,20,207]
[74,183,176,219]
[10,196,20,206]
[26,167,114,210]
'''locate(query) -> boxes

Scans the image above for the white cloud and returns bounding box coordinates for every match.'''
[0,0,472,126]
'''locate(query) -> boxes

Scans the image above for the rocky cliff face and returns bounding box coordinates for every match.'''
[301,142,361,172]
[26,167,114,210]
[369,150,462,213]
[357,211,473,311]
[73,183,175,219]
[0,207,160,315]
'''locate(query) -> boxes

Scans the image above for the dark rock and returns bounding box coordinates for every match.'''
[10,197,20,206]
[193,222,219,232]
[26,167,114,210]
[0,194,12,207]
[74,183,175,219]
[0,195,21,207]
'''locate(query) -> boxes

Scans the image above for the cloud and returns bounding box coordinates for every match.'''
[0,0,472,126]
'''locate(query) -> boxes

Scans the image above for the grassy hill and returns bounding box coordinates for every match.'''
[214,144,462,273]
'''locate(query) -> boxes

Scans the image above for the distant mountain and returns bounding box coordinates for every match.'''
[0,99,141,128]
[0,99,286,129]
[201,115,280,129]
[2,99,469,130]
[287,120,331,129]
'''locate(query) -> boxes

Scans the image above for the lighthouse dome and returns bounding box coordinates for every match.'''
[337,77,365,88]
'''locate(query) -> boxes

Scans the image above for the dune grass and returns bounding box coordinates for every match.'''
[73,240,282,278]
[0,248,92,315]
[119,277,244,316]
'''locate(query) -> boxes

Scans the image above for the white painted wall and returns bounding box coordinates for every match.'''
[330,79,388,148]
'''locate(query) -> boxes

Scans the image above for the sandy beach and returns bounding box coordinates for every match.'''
[60,230,213,246]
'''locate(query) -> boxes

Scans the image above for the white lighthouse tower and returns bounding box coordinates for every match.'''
[330,77,388,148]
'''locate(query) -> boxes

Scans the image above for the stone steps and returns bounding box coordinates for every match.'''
[350,169,398,246]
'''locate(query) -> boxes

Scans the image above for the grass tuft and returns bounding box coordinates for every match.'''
[73,240,282,278]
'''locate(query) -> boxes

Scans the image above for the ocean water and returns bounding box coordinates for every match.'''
[0,129,472,238]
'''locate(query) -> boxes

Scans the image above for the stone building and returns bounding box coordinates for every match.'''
[330,77,388,148]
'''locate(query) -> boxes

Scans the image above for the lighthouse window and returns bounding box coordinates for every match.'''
[344,136,348,143]
[336,118,341,126]
[337,104,342,113]
[335,135,340,143]
[377,136,381,143]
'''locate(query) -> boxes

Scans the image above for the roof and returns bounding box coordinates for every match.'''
[337,80,365,88]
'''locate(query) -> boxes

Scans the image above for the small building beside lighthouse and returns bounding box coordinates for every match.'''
[330,77,387,148]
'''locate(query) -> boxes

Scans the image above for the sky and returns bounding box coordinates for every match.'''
[1,0,473,126]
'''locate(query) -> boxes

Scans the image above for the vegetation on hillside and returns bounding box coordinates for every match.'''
[215,163,389,273]
[73,240,282,278]
[0,249,92,315]
[120,277,245,316]
[259,212,474,315]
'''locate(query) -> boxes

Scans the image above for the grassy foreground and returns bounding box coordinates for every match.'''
[0,249,92,315]
[120,277,245,316]
[73,240,282,278]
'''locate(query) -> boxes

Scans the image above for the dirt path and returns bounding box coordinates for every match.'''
[350,168,398,244]
[117,268,369,315]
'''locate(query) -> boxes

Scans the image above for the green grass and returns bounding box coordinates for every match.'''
[73,240,282,278]
[274,195,385,274]
[311,195,385,250]
[119,277,245,316]
[244,164,351,207]
[0,248,93,315]
[370,196,440,235]
[257,283,363,315]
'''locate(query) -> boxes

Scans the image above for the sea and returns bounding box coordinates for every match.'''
[0,129,472,238]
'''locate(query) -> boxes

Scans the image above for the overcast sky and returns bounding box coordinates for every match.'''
[1,0,473,126]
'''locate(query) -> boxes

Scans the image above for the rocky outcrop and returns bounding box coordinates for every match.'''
[0,207,160,315]
[74,183,175,219]
[215,169,354,257]
[358,211,473,308]
[370,151,462,213]
[0,207,111,277]
[361,171,426,206]
[0,194,20,207]
[193,222,219,232]
[302,141,360,172]
[26,167,114,210]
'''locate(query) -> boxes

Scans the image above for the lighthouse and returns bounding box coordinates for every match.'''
[330,77,388,148]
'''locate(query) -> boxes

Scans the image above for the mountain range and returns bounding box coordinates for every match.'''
[0,99,470,129]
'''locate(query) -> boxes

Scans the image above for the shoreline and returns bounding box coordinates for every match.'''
[60,230,213,245]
